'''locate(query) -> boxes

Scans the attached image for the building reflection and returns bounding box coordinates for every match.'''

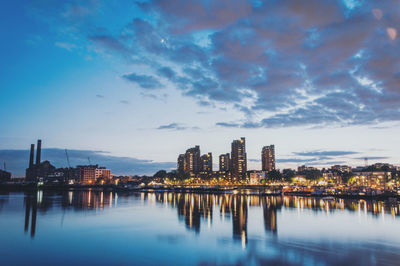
[24,192,37,238]
[18,190,400,242]
[263,197,278,234]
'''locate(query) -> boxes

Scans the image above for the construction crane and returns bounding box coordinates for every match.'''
[65,149,71,168]
[65,149,72,183]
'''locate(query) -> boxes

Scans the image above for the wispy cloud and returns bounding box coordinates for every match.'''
[122,73,162,90]
[353,156,390,160]
[294,151,359,157]
[55,42,77,51]
[157,123,199,131]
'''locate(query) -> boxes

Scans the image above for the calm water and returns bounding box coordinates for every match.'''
[1,191,400,265]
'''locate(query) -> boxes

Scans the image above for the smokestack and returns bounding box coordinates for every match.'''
[35,140,41,166]
[29,144,35,168]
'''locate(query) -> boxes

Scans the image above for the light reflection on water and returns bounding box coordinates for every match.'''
[0,190,400,265]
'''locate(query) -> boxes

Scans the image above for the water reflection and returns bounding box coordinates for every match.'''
[15,190,400,241]
[1,190,400,265]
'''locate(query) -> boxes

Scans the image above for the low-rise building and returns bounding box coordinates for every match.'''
[0,169,11,182]
[249,171,266,185]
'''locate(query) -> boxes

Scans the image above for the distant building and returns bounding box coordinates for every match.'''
[331,165,352,173]
[0,169,11,182]
[249,171,266,185]
[353,171,392,187]
[261,145,275,172]
[95,168,111,180]
[25,139,43,181]
[184,146,201,175]
[371,163,395,171]
[77,165,97,184]
[297,165,317,172]
[201,153,212,172]
[231,138,247,180]
[219,153,230,172]
[177,154,185,174]
[213,170,231,181]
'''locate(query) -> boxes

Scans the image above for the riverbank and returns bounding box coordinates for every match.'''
[1,183,399,199]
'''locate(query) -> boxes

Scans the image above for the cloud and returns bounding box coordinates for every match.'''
[140,92,168,102]
[157,123,199,131]
[96,94,104,98]
[55,42,77,51]
[277,158,318,163]
[294,151,359,157]
[119,100,130,105]
[122,73,162,89]
[353,156,390,160]
[28,0,400,128]
[0,149,175,177]
[216,122,240,128]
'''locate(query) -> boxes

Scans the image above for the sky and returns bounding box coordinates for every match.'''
[1,0,400,176]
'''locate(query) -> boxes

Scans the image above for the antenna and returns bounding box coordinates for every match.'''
[88,157,91,165]
[3,162,6,172]
[364,158,368,167]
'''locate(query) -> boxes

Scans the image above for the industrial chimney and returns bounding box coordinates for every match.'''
[29,144,35,168]
[36,139,41,166]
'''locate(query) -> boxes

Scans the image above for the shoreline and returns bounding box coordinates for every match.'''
[0,183,399,200]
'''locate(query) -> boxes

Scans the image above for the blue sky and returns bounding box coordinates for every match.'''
[1,0,399,175]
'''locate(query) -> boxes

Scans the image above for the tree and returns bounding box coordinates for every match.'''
[267,170,282,182]
[153,170,167,178]
[341,172,353,184]
[304,170,322,180]
[282,169,295,182]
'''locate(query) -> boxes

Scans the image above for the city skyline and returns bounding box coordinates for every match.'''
[1,1,400,175]
[2,1,400,265]
[0,136,397,177]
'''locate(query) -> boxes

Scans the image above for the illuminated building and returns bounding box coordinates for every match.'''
[201,153,212,172]
[79,166,97,184]
[177,154,185,174]
[219,153,230,172]
[261,145,275,172]
[231,138,247,180]
[184,146,201,175]
[249,171,266,185]
[331,165,352,173]
[95,168,111,180]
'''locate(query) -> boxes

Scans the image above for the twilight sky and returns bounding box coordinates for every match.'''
[1,0,399,176]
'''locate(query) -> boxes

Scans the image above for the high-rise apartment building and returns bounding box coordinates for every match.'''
[231,138,247,180]
[201,153,212,172]
[177,154,185,174]
[219,153,230,171]
[262,145,275,172]
[184,145,201,175]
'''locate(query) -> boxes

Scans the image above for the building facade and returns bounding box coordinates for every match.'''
[184,146,201,175]
[262,145,275,172]
[231,138,247,180]
[95,168,111,180]
[201,153,212,172]
[219,153,230,172]
[177,154,185,174]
